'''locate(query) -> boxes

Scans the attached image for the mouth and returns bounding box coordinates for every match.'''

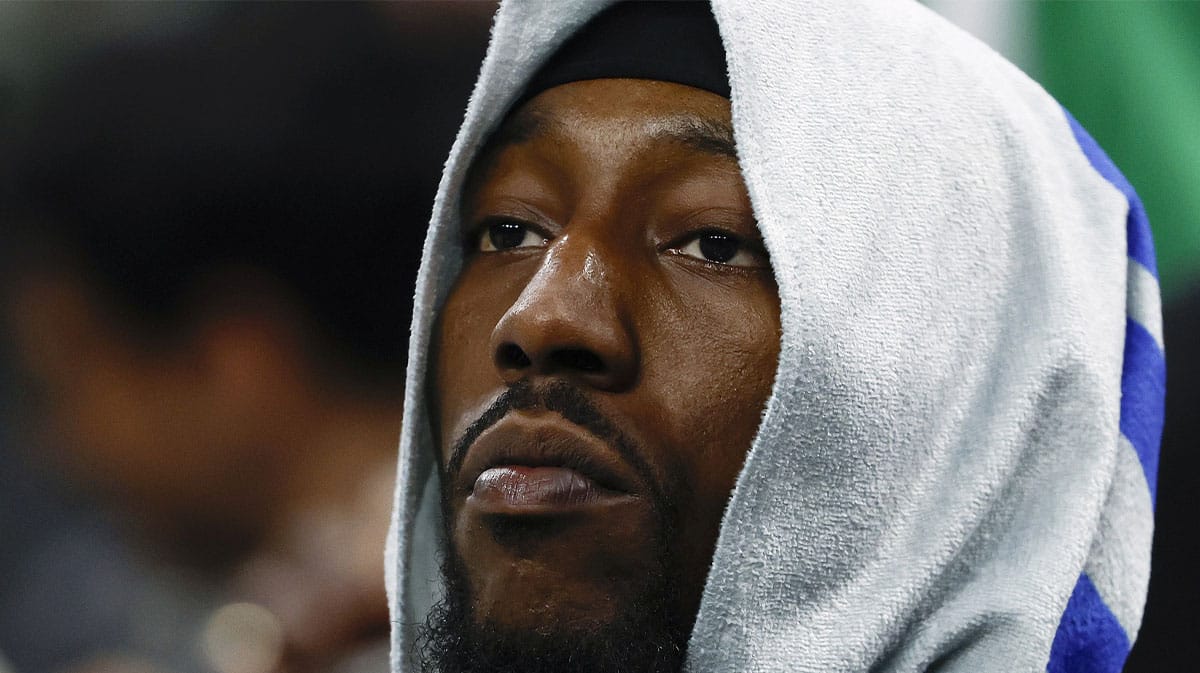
[456,411,640,515]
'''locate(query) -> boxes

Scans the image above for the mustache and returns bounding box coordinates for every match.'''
[445,379,659,499]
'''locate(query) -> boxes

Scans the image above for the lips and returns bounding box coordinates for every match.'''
[473,465,610,507]
[456,411,639,514]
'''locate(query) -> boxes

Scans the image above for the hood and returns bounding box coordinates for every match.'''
[387,2,1164,672]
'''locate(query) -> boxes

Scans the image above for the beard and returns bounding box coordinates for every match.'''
[413,544,689,673]
[418,379,692,673]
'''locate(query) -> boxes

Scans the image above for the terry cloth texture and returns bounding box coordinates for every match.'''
[385,1,1164,672]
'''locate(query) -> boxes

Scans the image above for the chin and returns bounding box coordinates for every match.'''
[469,566,628,634]
[420,528,689,673]
[454,504,662,632]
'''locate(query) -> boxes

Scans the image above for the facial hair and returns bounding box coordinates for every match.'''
[417,379,690,673]
[413,542,688,673]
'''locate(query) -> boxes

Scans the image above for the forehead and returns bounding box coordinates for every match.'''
[483,79,738,167]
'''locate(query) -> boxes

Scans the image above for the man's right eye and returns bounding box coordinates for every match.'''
[478,220,548,252]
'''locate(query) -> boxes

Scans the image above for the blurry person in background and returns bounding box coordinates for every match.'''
[0,3,491,673]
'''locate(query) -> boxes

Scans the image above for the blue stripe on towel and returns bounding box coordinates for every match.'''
[1048,573,1131,673]
[1061,106,1165,503]
[1120,318,1166,503]
[1049,107,1164,672]
[1062,109,1157,278]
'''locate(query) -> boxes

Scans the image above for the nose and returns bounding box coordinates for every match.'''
[489,237,638,392]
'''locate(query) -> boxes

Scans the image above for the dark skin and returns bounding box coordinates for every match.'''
[431,79,781,640]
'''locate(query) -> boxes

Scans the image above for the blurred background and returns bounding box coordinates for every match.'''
[0,3,492,673]
[0,2,1193,673]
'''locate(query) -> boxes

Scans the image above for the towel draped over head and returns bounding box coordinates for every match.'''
[387,1,1165,672]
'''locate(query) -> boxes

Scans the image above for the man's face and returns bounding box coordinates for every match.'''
[430,78,780,660]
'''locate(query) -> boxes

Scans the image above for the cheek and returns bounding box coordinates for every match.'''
[433,261,527,452]
[639,273,781,504]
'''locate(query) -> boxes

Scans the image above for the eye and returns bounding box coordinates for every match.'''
[675,232,763,267]
[478,219,548,252]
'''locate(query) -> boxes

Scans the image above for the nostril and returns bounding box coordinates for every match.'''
[552,348,605,373]
[497,342,532,369]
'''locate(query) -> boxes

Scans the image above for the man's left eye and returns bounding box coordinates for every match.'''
[676,232,761,267]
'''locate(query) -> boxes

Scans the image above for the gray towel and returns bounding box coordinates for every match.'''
[386,2,1164,672]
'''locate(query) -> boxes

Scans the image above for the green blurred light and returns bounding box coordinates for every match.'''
[1035,2,1200,302]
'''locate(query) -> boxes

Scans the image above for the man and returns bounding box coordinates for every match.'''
[388,2,1164,672]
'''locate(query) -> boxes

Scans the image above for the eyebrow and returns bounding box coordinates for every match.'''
[645,116,739,160]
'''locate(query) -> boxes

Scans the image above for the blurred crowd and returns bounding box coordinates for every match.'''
[0,2,1195,673]
[0,4,491,673]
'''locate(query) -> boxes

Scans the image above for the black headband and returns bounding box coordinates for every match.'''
[519,1,730,107]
